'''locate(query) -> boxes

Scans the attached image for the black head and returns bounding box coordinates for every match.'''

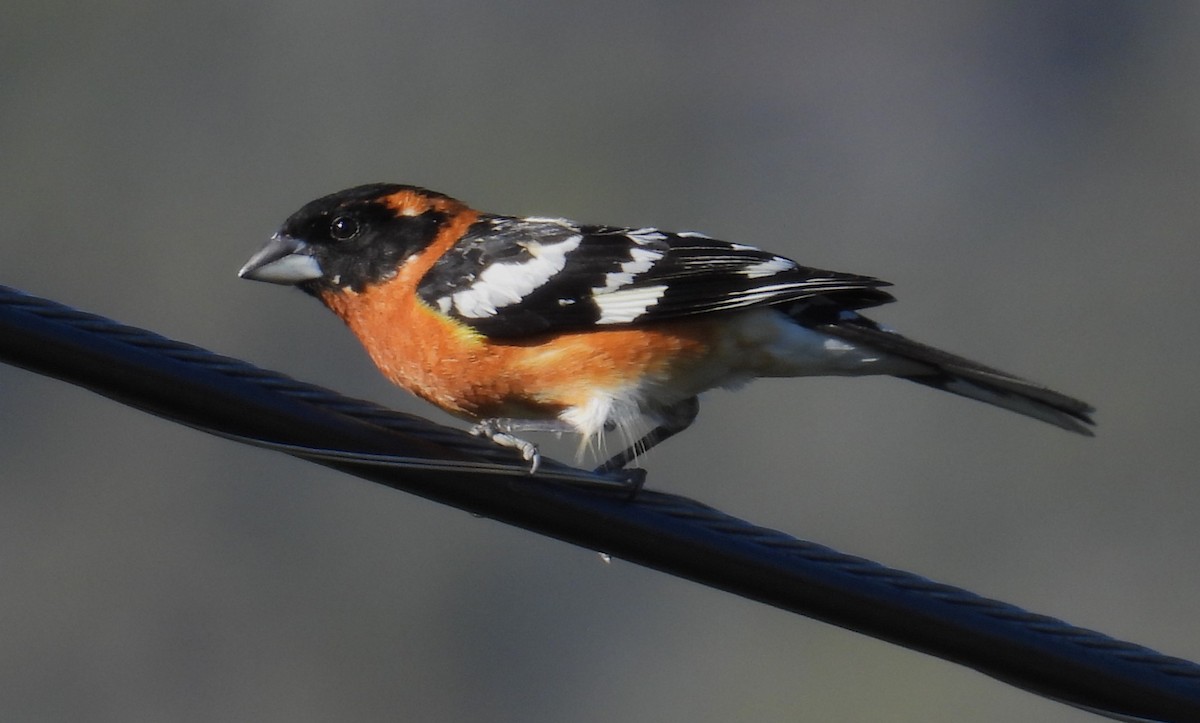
[240,183,458,295]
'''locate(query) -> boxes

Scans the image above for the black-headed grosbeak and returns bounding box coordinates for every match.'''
[239,183,1093,475]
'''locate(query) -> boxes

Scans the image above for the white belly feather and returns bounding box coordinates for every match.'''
[560,309,920,446]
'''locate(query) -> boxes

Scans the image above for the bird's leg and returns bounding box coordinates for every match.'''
[594,397,700,484]
[471,418,576,474]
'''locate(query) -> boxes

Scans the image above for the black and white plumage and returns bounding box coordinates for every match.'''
[418,216,894,337]
[241,183,1094,477]
[415,214,1093,439]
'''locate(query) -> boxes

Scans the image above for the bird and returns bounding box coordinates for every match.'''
[239,183,1093,478]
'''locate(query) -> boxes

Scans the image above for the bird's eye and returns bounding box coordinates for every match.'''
[329,215,360,241]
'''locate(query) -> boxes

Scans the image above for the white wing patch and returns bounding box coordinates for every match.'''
[714,282,809,308]
[447,234,583,318]
[741,255,796,278]
[595,246,663,294]
[626,228,668,244]
[594,284,669,324]
[591,241,667,323]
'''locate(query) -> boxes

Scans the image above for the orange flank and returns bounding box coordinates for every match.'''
[322,270,716,421]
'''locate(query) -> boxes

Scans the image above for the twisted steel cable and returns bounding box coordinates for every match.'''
[1,284,1197,722]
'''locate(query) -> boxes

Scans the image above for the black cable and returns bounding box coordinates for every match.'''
[1,283,1197,722]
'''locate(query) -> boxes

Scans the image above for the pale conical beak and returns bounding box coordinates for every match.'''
[238,234,324,285]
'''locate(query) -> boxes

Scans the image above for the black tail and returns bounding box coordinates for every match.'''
[818,319,1095,435]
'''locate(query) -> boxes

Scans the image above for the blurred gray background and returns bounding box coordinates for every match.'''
[3,2,1198,721]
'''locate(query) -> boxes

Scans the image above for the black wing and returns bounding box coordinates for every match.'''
[417,215,894,338]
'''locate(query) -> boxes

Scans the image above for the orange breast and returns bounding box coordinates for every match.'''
[323,279,717,420]
[318,207,717,421]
